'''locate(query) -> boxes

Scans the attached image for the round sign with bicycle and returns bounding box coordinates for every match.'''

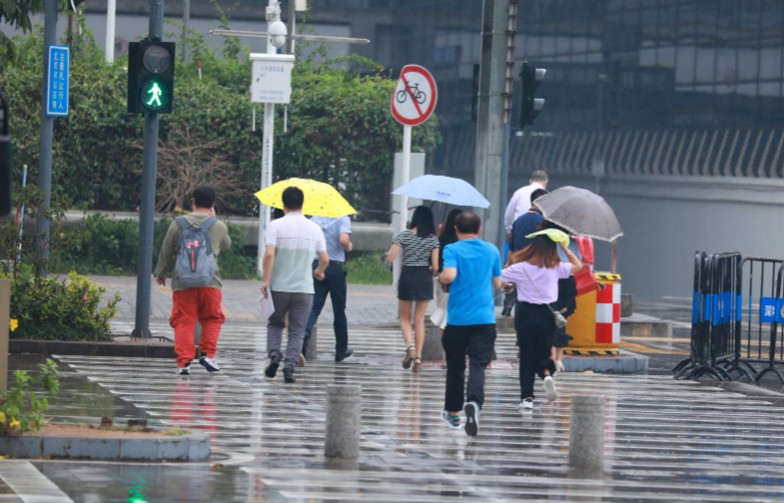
[390,64,438,127]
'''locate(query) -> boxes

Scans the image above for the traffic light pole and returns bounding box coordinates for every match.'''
[475,0,512,258]
[132,0,165,339]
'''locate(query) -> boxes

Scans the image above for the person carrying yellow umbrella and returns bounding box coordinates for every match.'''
[254,179,357,383]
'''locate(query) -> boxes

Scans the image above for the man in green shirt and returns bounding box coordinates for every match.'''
[155,186,232,375]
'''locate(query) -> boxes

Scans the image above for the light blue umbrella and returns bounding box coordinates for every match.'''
[391,174,491,208]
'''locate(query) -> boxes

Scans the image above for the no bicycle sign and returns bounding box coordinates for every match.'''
[390,64,437,127]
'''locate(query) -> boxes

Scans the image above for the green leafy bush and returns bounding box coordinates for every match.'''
[6,267,119,341]
[47,214,256,279]
[346,252,392,285]
[49,214,140,275]
[0,359,60,435]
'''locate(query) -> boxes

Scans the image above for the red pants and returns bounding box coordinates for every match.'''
[170,288,226,368]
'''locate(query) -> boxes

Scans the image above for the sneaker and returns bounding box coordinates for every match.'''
[176,366,190,376]
[555,360,565,373]
[298,354,306,367]
[265,361,279,378]
[335,346,354,362]
[283,367,296,384]
[520,398,534,410]
[199,356,220,373]
[440,410,461,430]
[464,401,480,437]
[544,375,558,402]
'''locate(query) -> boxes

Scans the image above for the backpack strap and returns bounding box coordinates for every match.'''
[175,215,190,230]
[200,216,217,231]
[175,215,216,231]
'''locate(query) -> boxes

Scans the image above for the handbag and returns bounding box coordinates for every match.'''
[551,307,568,329]
[574,267,600,296]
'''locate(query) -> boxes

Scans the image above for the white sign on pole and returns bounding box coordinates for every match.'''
[250,53,295,104]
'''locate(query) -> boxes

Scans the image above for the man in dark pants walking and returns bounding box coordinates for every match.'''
[437,212,502,436]
[303,215,354,362]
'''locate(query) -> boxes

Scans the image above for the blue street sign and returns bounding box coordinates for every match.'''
[46,45,70,117]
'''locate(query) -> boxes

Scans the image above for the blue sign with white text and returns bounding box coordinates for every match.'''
[759,297,781,323]
[46,45,70,117]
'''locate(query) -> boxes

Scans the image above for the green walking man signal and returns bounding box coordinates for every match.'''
[127,39,175,114]
[144,81,164,109]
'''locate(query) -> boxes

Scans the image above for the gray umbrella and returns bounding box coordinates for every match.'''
[533,186,623,242]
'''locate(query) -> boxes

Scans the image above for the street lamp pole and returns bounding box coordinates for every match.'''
[257,1,287,275]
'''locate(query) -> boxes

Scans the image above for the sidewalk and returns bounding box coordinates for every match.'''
[4,276,784,501]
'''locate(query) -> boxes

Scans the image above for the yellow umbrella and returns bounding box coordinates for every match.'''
[254,178,357,218]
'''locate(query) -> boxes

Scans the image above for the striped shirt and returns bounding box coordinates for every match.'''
[393,229,439,267]
[266,213,327,294]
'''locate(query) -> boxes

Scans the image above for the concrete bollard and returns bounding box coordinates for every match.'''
[568,395,605,476]
[324,384,362,459]
[421,322,444,361]
[305,326,318,360]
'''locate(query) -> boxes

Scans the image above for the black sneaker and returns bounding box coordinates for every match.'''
[335,346,354,362]
[176,366,190,376]
[464,401,480,437]
[265,361,279,378]
[283,367,296,384]
[440,410,461,430]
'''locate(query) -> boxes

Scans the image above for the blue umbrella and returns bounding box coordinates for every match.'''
[391,175,491,208]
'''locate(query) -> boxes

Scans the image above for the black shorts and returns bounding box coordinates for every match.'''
[398,266,434,301]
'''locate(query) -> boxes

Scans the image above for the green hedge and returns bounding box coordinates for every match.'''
[49,213,256,279]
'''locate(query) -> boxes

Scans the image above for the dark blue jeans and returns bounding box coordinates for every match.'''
[304,261,349,355]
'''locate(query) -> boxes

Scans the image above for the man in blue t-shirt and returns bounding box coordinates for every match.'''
[437,212,502,437]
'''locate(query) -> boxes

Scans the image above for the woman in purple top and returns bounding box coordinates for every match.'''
[502,230,582,410]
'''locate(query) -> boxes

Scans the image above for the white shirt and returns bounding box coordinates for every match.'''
[266,213,327,294]
[504,182,546,232]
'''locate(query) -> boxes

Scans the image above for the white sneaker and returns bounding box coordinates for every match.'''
[199,356,220,372]
[520,398,534,410]
[176,366,190,376]
[555,360,565,373]
[543,375,557,402]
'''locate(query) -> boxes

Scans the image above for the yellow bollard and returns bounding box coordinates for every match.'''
[565,273,621,356]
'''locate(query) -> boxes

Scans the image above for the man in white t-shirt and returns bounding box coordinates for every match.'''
[503,170,549,235]
[260,187,329,384]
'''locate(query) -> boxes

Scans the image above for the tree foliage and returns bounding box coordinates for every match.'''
[0,10,441,220]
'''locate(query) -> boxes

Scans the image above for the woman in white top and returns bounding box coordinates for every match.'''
[502,229,582,409]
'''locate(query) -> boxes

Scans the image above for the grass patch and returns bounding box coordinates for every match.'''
[346,252,391,285]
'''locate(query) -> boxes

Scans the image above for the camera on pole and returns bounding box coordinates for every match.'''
[127,39,176,114]
[0,93,10,218]
[520,62,546,127]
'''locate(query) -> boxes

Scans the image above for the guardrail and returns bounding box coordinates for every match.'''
[674,251,784,383]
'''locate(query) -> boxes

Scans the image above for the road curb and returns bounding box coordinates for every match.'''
[0,428,210,461]
[10,339,175,359]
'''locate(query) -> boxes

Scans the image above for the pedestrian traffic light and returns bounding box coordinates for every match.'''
[520,62,546,127]
[127,39,175,114]
[0,92,10,218]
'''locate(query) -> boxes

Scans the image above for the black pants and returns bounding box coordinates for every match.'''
[304,261,349,355]
[442,324,496,412]
[515,301,556,401]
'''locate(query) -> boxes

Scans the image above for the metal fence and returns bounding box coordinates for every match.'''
[674,251,784,384]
